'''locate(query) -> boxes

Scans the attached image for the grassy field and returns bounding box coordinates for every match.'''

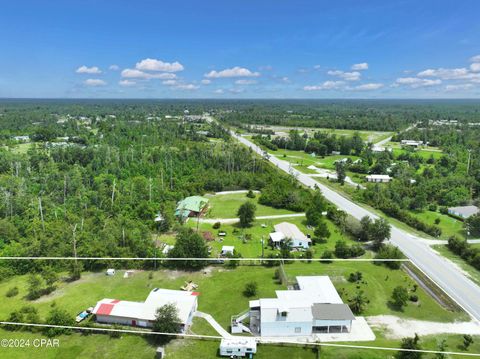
[0,262,473,359]
[205,192,297,219]
[253,125,393,143]
[270,149,361,171]
[411,210,465,239]
[186,215,364,259]
[391,146,444,160]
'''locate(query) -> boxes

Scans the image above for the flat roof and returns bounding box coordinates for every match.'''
[311,303,355,321]
[448,205,479,218]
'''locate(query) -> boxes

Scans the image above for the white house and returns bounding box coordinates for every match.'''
[219,338,257,357]
[269,222,311,249]
[448,205,479,219]
[249,276,355,337]
[92,288,198,332]
[366,174,392,183]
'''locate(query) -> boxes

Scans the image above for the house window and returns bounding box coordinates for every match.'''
[281,311,288,317]
[295,327,301,333]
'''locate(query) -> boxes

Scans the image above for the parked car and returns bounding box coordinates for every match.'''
[75,307,93,323]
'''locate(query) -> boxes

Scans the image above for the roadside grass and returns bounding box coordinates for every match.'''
[205,192,297,219]
[432,245,480,286]
[270,149,360,171]
[411,211,465,240]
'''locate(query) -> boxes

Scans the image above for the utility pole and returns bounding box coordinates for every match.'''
[38,197,45,231]
[72,223,78,266]
[111,179,116,208]
[467,149,472,176]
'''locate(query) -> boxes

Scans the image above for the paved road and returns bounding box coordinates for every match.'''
[230,128,480,322]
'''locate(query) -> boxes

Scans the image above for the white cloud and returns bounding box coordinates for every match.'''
[327,70,361,81]
[445,84,474,92]
[470,63,480,73]
[303,81,345,91]
[119,79,136,87]
[204,66,260,78]
[235,79,257,85]
[395,77,442,88]
[470,55,480,62]
[76,65,102,74]
[214,89,224,94]
[229,88,244,94]
[352,83,383,91]
[201,79,211,85]
[109,64,120,71]
[313,65,321,70]
[121,69,176,80]
[84,79,106,86]
[135,58,184,72]
[417,67,469,80]
[281,76,290,83]
[351,62,369,71]
[174,83,199,90]
[162,79,177,86]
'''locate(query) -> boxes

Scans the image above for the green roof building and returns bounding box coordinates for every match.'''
[175,196,209,219]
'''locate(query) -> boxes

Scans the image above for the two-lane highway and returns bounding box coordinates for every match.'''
[232,130,480,322]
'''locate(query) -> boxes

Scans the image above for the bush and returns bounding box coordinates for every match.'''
[212,222,221,229]
[409,294,418,302]
[44,307,75,337]
[428,204,437,212]
[391,286,409,309]
[243,281,258,297]
[348,271,363,283]
[246,190,256,198]
[6,286,19,298]
[321,250,334,263]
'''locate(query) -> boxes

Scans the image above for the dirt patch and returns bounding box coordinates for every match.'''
[367,315,480,339]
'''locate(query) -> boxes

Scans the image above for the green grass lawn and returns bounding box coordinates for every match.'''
[391,146,444,160]
[186,215,364,259]
[0,262,472,359]
[411,210,466,239]
[205,192,297,219]
[270,149,360,171]
[432,245,480,286]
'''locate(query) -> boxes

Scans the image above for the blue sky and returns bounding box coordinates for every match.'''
[1,0,480,98]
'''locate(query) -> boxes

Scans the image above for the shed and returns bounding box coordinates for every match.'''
[106,269,115,276]
[221,246,235,256]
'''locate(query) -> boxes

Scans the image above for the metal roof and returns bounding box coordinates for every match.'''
[311,303,355,321]
[448,205,479,218]
[273,222,308,241]
[175,196,209,213]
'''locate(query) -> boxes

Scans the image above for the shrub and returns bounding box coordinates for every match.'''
[409,294,418,302]
[212,222,221,229]
[243,281,258,297]
[246,190,256,198]
[6,286,19,298]
[348,271,363,283]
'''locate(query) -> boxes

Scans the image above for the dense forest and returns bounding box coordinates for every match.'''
[218,99,480,131]
[0,100,312,276]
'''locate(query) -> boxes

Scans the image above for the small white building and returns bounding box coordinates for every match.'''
[249,276,355,337]
[219,338,257,357]
[93,288,198,332]
[366,174,392,183]
[448,205,479,219]
[106,269,116,276]
[221,245,235,256]
[269,222,311,249]
[401,140,424,147]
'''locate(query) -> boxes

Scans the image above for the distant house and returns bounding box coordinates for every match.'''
[448,205,479,219]
[366,174,391,183]
[92,288,198,331]
[249,276,355,337]
[269,222,311,249]
[175,196,209,220]
[401,140,424,147]
[12,135,30,142]
[334,158,349,164]
[219,338,257,357]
